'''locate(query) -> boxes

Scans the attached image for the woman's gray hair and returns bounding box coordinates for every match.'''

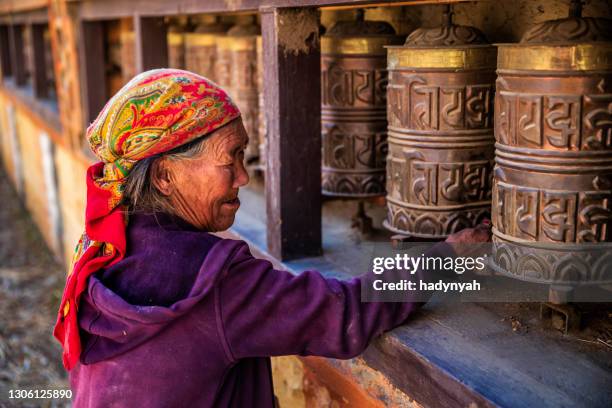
[122,135,209,214]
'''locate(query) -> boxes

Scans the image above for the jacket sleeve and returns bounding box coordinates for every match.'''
[215,241,453,361]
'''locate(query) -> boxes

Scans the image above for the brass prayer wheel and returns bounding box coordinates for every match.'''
[167,25,186,69]
[216,17,261,163]
[119,18,135,83]
[492,1,612,286]
[384,9,496,238]
[321,13,403,197]
[256,36,266,169]
[120,30,135,83]
[184,17,230,83]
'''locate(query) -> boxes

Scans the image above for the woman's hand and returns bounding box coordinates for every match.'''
[445,221,492,259]
[445,221,492,244]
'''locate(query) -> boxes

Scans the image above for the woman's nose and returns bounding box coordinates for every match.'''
[235,162,250,188]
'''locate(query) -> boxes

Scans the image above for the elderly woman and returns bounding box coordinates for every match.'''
[54,69,489,407]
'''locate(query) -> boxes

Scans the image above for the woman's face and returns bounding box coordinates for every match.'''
[155,119,250,231]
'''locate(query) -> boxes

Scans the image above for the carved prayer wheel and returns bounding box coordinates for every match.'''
[167,25,185,69]
[119,18,135,83]
[492,1,612,288]
[217,17,260,163]
[256,36,266,169]
[321,13,403,197]
[184,17,230,83]
[384,8,496,238]
[120,30,135,83]
[106,21,124,96]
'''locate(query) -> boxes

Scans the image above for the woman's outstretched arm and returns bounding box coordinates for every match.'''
[215,240,454,361]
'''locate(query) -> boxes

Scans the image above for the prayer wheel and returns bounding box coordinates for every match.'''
[217,17,260,163]
[184,17,230,83]
[384,8,496,238]
[119,18,135,83]
[492,1,612,287]
[321,12,403,197]
[215,34,232,91]
[167,25,185,69]
[256,36,266,169]
[120,31,135,83]
[106,21,124,96]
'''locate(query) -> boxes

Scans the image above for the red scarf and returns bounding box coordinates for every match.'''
[53,69,240,369]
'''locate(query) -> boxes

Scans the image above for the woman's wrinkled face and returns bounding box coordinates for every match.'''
[153,119,250,231]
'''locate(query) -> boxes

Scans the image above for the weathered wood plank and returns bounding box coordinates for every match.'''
[30,23,48,98]
[0,0,48,15]
[78,20,106,127]
[261,7,322,260]
[78,0,467,20]
[0,8,48,25]
[134,15,167,73]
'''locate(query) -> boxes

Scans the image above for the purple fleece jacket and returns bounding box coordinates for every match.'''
[70,212,449,407]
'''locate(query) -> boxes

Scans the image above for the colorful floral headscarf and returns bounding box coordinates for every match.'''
[53,69,240,370]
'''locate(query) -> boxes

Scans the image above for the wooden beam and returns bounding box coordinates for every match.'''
[0,25,12,78]
[0,8,49,25]
[261,7,322,260]
[78,20,107,127]
[9,24,26,86]
[78,0,466,20]
[134,15,167,73]
[0,1,48,16]
[30,23,48,98]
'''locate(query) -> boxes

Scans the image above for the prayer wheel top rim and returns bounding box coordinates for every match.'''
[386,5,493,70]
[326,8,396,37]
[167,31,184,46]
[322,36,405,55]
[496,42,612,72]
[520,0,611,45]
[495,0,612,73]
[322,11,400,55]
[120,31,134,41]
[185,32,227,47]
[216,35,258,52]
[403,4,488,47]
[521,17,612,44]
[386,44,497,70]
[403,23,488,47]
[193,22,232,34]
[227,22,261,37]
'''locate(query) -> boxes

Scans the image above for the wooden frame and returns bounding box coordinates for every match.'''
[78,0,465,20]
[0,7,48,25]
[261,7,323,260]
[78,20,107,128]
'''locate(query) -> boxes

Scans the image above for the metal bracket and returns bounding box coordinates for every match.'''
[540,302,582,335]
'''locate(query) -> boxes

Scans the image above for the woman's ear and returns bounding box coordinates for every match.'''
[151,158,175,196]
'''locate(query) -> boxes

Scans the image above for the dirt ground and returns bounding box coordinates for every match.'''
[0,167,70,408]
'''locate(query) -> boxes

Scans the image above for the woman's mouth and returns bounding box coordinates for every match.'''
[223,197,241,209]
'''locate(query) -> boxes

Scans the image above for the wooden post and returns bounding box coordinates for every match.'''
[134,15,167,73]
[78,20,107,127]
[0,25,12,78]
[9,24,26,86]
[261,8,322,260]
[31,24,48,98]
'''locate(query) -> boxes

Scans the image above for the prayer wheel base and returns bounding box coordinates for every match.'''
[540,301,582,335]
[384,202,490,239]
